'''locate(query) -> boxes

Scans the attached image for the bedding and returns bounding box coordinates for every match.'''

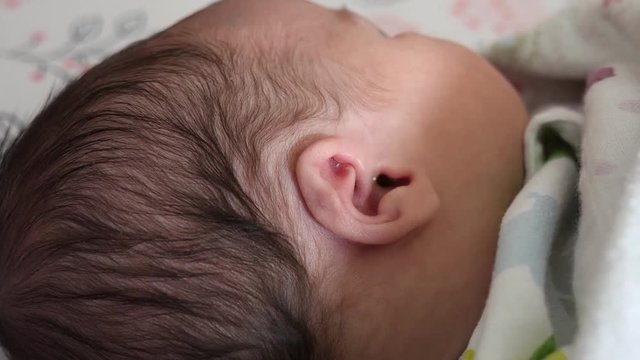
[465,0,640,358]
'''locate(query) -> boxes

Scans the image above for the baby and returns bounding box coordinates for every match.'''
[0,0,527,359]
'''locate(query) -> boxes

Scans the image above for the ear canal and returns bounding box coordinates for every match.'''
[375,174,411,188]
[356,174,412,216]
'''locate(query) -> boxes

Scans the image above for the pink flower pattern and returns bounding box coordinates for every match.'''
[452,0,547,35]
[618,100,640,114]
[1,0,22,10]
[603,0,623,9]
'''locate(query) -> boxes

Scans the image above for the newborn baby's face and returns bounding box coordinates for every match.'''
[174,1,528,358]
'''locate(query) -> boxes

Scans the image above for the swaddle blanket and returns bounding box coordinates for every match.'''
[462,0,640,359]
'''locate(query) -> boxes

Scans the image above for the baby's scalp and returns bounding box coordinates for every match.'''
[0,28,347,360]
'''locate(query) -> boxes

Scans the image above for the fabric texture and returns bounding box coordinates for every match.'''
[464,0,640,359]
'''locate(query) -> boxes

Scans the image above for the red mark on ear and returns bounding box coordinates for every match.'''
[329,157,350,178]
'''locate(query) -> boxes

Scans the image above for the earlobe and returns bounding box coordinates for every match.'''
[295,137,440,245]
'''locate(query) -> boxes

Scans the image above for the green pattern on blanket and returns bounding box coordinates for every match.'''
[529,336,556,360]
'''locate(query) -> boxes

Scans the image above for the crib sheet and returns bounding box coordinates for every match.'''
[0,0,569,358]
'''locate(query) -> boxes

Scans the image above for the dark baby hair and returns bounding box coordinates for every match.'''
[0,32,338,360]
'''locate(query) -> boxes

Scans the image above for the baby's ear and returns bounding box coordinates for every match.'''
[295,137,440,245]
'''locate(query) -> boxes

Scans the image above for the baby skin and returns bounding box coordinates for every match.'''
[0,1,528,359]
[179,1,528,358]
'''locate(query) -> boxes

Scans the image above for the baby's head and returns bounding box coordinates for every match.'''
[0,1,527,359]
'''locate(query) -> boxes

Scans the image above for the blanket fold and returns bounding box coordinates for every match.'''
[463,1,640,359]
